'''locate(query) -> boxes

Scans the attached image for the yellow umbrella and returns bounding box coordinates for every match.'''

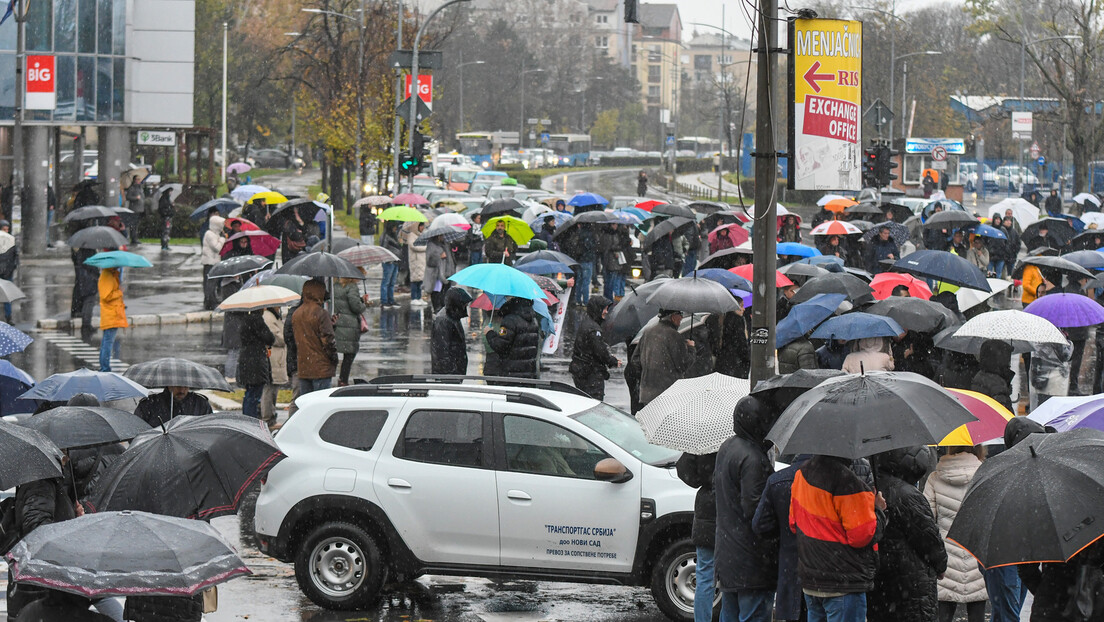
[482,216,534,245]
[247,191,288,205]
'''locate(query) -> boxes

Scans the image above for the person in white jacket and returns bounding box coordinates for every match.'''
[923,446,989,622]
[201,212,226,310]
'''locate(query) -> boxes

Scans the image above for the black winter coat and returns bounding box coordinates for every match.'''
[868,446,947,622]
[15,478,74,537]
[73,249,99,298]
[485,300,541,378]
[431,289,470,374]
[752,456,809,621]
[649,236,674,273]
[569,297,617,380]
[601,229,631,274]
[713,311,749,378]
[970,339,1015,412]
[284,304,299,377]
[713,397,778,591]
[676,452,717,549]
[238,310,275,386]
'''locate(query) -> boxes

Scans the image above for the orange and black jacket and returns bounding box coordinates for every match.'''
[789,455,886,593]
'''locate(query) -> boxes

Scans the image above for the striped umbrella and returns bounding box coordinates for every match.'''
[337,245,399,267]
[810,220,862,236]
[122,358,230,391]
[939,389,1015,445]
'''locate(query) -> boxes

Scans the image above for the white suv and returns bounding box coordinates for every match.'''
[253,376,706,620]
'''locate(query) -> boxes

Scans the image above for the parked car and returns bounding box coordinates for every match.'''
[251,149,294,168]
[994,165,1039,190]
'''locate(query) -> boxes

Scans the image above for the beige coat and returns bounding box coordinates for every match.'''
[923,452,988,603]
[842,337,894,374]
[401,222,426,282]
[263,308,288,385]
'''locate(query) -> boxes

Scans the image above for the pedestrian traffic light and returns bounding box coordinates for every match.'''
[862,147,878,188]
[875,144,899,187]
[625,0,639,23]
[399,151,419,173]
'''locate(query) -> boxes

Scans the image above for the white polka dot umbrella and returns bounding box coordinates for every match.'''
[637,373,751,455]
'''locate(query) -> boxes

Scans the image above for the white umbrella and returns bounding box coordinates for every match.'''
[429,212,472,230]
[817,194,846,207]
[637,373,752,454]
[1073,193,1101,208]
[955,278,1012,312]
[522,203,554,222]
[0,279,25,303]
[216,285,300,312]
[1081,212,1104,228]
[952,309,1068,348]
[989,198,1040,230]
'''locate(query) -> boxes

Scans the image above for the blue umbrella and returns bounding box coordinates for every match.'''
[892,250,991,291]
[695,268,751,291]
[619,207,654,221]
[810,312,904,341]
[85,251,153,269]
[969,223,1008,240]
[189,199,238,221]
[0,360,35,416]
[0,322,32,357]
[777,243,821,258]
[609,211,643,226]
[515,259,574,276]
[777,293,848,347]
[19,368,149,403]
[528,211,572,232]
[1063,250,1104,270]
[449,263,546,300]
[567,192,609,207]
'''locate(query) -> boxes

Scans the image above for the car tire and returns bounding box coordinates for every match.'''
[295,521,386,610]
[650,537,717,622]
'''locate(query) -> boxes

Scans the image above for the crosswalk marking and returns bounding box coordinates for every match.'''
[40,332,129,371]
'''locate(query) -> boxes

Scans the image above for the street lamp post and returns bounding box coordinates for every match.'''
[457,54,485,133]
[689,18,736,196]
[845,4,903,141]
[896,51,941,141]
[1018,34,1080,177]
[408,0,471,188]
[519,62,545,151]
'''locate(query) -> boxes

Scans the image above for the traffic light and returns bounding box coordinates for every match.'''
[399,151,419,173]
[862,146,878,188]
[412,131,426,163]
[625,0,639,23]
[875,144,899,187]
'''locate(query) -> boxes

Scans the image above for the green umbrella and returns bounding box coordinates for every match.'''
[482,215,535,245]
[378,206,427,222]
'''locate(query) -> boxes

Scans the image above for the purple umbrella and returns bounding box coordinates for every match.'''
[1024,293,1104,328]
[1028,394,1104,432]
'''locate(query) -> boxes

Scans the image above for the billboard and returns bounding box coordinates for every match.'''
[788,18,863,191]
[1012,111,1032,140]
[25,55,55,110]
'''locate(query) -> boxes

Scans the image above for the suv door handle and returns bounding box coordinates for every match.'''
[387,478,412,489]
[506,489,531,501]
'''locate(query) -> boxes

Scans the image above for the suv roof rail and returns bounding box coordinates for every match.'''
[331,382,569,412]
[368,375,591,398]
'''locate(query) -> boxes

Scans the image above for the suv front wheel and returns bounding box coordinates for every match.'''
[295,521,386,610]
[650,537,718,621]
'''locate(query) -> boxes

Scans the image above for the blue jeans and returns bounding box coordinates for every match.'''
[805,592,866,622]
[380,262,398,305]
[411,281,422,301]
[984,566,1025,622]
[470,249,483,265]
[603,272,626,299]
[575,261,594,305]
[695,547,739,622]
[988,259,1005,278]
[242,384,263,418]
[99,328,119,371]
[720,589,774,622]
[300,377,332,395]
[682,249,698,276]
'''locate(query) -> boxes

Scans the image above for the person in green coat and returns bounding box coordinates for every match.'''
[333,273,369,386]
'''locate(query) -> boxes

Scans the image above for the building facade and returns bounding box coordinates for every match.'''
[631,3,681,119]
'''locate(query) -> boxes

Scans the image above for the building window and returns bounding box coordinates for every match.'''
[648,86,660,97]
[596,36,608,49]
[596,14,608,24]
[648,65,661,83]
[647,45,661,62]
[720,54,733,64]
[694,55,712,70]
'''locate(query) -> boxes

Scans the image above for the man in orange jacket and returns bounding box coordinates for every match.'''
[98,267,127,371]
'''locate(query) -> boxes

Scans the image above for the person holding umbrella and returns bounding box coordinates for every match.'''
[134,386,213,428]
[431,288,473,375]
[97,267,126,372]
[261,306,287,429]
[403,222,427,306]
[843,337,895,373]
[333,272,369,386]
[238,309,275,419]
[568,296,620,400]
[380,222,402,307]
[424,232,456,313]
[484,297,541,378]
[602,223,632,301]
[292,279,337,394]
[201,211,226,310]
[637,309,695,407]
[865,226,899,274]
[484,219,517,265]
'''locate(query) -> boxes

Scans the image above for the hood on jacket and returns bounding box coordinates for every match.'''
[444,288,473,320]
[301,279,327,305]
[586,295,612,323]
[935,451,981,486]
[732,395,776,447]
[1003,417,1054,448]
[977,339,1014,373]
[856,336,887,354]
[872,445,933,484]
[66,393,101,407]
[208,215,225,232]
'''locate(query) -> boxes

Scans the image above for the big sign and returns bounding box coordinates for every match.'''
[404,74,433,108]
[25,55,55,110]
[788,19,863,191]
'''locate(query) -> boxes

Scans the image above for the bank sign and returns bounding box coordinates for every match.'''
[788,18,863,191]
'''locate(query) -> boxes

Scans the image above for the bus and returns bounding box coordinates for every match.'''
[548,134,591,167]
[456,131,519,168]
[677,136,722,158]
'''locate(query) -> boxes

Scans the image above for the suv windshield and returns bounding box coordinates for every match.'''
[572,403,680,466]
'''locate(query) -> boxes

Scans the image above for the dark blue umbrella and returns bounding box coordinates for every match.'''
[1062,250,1104,270]
[188,199,238,221]
[515,259,575,276]
[695,268,751,291]
[19,368,149,403]
[892,250,991,291]
[567,192,608,207]
[0,322,32,357]
[0,361,35,416]
[777,242,821,258]
[777,293,848,347]
[811,312,904,341]
[969,223,1008,240]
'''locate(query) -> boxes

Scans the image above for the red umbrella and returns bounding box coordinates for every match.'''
[940,389,1014,445]
[869,273,933,300]
[225,217,260,231]
[729,264,794,287]
[635,200,664,211]
[220,231,280,257]
[708,224,750,247]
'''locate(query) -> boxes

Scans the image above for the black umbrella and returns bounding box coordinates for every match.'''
[263,198,322,237]
[603,277,672,344]
[481,198,525,219]
[644,276,742,314]
[309,237,361,254]
[643,217,695,249]
[87,414,286,520]
[751,368,847,411]
[1023,217,1076,248]
[277,251,365,280]
[7,510,251,597]
[516,249,580,268]
[0,418,64,489]
[946,428,1104,568]
[67,226,128,249]
[122,357,231,391]
[861,222,910,246]
[1066,230,1104,252]
[651,203,696,219]
[1013,255,1094,280]
[22,406,151,450]
[922,210,979,229]
[866,297,959,333]
[766,371,977,458]
[699,245,754,269]
[882,203,913,223]
[152,183,183,205]
[790,272,874,303]
[687,201,728,215]
[779,262,830,280]
[64,205,117,223]
[844,202,883,216]
[552,210,619,238]
[892,250,991,291]
[208,255,273,279]
[189,198,238,221]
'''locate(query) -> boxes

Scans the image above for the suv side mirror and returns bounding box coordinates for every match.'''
[594,458,633,484]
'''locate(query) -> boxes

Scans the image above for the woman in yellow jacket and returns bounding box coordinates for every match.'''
[98,267,127,371]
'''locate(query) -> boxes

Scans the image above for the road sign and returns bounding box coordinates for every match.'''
[540,132,550,144]
[788,18,863,191]
[932,160,947,171]
[25,55,54,110]
[397,97,432,124]
[1012,112,1033,140]
[1030,141,1041,158]
[387,50,442,70]
[865,99,894,133]
[1037,156,1046,166]
[137,130,176,146]
[403,75,433,108]
[931,146,947,162]
[665,134,675,146]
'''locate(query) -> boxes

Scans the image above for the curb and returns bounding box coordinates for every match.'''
[37,311,220,331]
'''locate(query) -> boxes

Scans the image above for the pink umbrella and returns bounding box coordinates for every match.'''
[226,162,251,175]
[392,193,429,206]
[708,223,750,247]
[220,231,280,257]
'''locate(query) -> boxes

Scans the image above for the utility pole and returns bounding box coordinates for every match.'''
[749,0,778,387]
[221,22,227,184]
[12,0,24,242]
[390,0,404,194]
